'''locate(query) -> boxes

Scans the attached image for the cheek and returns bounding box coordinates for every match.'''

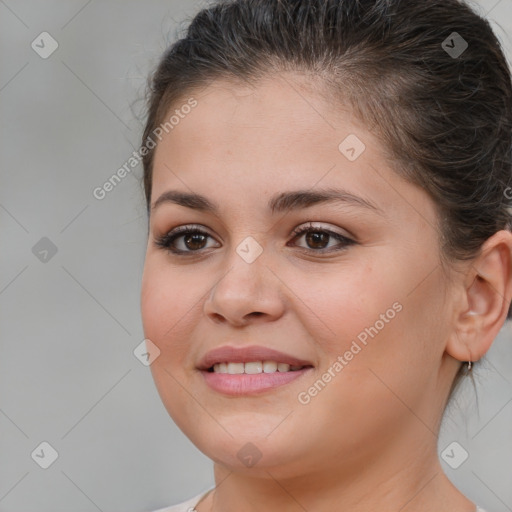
[295,254,443,378]
[140,259,206,427]
[287,262,398,355]
[140,256,204,363]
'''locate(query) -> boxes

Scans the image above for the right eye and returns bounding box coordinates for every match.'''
[154,225,220,255]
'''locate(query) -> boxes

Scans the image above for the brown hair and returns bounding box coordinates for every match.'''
[140,0,512,395]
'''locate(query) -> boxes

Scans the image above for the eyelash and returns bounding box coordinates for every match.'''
[154,222,355,256]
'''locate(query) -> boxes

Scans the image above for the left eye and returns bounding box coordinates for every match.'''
[288,223,355,253]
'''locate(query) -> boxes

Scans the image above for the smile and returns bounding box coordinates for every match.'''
[197,345,315,395]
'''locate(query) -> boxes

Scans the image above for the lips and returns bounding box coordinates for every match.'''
[197,345,314,371]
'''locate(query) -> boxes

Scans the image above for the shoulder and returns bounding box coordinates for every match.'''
[149,489,212,512]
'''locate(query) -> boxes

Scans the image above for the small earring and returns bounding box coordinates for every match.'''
[467,360,472,371]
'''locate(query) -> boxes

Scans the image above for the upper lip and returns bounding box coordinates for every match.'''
[197,345,314,370]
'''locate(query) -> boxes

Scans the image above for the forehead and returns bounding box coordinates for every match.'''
[153,75,373,181]
[170,78,340,148]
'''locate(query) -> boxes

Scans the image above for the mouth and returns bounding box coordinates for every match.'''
[197,345,315,396]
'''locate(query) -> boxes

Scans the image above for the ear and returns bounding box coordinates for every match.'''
[446,229,512,363]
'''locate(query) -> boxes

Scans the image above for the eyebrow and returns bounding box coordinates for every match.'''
[151,187,383,215]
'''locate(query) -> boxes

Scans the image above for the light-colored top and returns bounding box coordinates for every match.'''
[150,490,489,512]
[151,489,212,512]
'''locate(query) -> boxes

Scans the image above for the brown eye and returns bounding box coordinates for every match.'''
[155,225,220,254]
[289,223,355,253]
[183,232,208,251]
[304,231,330,250]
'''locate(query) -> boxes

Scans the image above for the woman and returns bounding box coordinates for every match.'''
[139,0,512,510]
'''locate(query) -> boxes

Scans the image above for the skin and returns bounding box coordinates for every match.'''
[140,73,512,512]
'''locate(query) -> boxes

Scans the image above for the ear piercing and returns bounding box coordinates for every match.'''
[466,310,476,371]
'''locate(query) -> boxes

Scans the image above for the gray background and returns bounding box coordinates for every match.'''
[1,1,511,511]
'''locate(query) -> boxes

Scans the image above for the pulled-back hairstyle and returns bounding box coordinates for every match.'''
[141,0,512,396]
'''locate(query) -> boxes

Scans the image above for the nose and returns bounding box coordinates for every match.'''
[203,243,286,327]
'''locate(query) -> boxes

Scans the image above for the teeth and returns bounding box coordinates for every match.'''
[263,361,278,373]
[245,361,263,374]
[212,361,304,374]
[227,362,244,374]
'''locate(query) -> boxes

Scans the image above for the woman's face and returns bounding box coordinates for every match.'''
[140,75,461,477]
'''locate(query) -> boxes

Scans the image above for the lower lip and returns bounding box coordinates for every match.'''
[200,368,313,396]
